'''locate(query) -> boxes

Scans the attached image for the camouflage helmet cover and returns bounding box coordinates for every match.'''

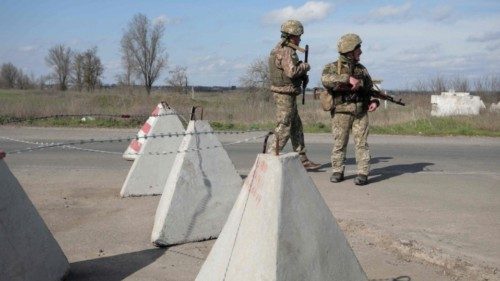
[281,20,304,36]
[337,33,362,53]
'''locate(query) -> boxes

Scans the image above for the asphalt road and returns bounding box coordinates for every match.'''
[1,126,499,281]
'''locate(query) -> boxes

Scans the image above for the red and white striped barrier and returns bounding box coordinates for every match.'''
[123,102,169,160]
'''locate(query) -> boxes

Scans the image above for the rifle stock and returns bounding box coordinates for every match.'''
[302,44,309,105]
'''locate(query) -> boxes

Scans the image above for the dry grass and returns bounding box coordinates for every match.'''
[1,88,499,135]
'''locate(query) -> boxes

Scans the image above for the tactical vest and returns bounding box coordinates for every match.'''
[269,46,302,88]
[332,59,371,110]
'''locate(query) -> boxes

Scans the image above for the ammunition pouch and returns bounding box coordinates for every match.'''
[319,89,334,111]
[339,92,361,103]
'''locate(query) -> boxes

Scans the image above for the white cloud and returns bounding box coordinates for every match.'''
[467,31,500,42]
[263,1,333,24]
[104,59,121,71]
[486,42,500,51]
[154,15,181,26]
[357,2,412,24]
[366,43,386,53]
[430,5,454,22]
[371,2,411,18]
[19,45,37,52]
[401,43,441,55]
[185,54,248,85]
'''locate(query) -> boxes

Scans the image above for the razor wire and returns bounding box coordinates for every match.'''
[0,112,187,125]
[123,134,268,156]
[0,136,123,155]
[1,128,268,156]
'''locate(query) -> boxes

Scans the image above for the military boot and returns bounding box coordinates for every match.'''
[354,174,368,185]
[300,155,321,171]
[330,172,344,183]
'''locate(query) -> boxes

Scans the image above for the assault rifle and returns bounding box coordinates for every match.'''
[370,84,405,106]
[285,41,309,105]
[302,44,309,105]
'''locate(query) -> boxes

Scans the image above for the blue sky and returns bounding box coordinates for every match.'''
[1,0,499,89]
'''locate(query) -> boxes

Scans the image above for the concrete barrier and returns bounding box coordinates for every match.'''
[151,120,243,246]
[431,91,486,116]
[196,153,367,281]
[120,104,185,197]
[123,102,183,160]
[490,101,500,112]
[0,159,69,281]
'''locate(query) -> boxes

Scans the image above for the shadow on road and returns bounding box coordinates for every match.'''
[67,248,166,281]
[369,276,411,281]
[369,162,434,184]
[314,156,393,172]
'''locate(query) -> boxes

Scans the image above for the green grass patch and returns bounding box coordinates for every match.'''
[20,117,143,128]
[305,122,330,133]
[372,117,500,136]
[209,121,331,133]
[209,121,274,132]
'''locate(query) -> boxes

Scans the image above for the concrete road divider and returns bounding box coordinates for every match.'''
[196,153,367,281]
[120,103,185,197]
[123,102,184,161]
[0,158,69,281]
[151,120,243,246]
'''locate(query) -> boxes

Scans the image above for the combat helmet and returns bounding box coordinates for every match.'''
[281,20,304,36]
[337,33,362,53]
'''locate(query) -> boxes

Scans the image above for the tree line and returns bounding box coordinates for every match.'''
[0,13,188,94]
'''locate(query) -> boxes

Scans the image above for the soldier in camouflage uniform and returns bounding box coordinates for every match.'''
[321,33,380,185]
[267,20,321,170]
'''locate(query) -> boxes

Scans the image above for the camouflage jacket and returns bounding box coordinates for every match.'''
[269,40,309,95]
[321,55,376,112]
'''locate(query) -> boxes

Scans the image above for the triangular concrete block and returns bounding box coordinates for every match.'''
[120,104,185,197]
[151,120,243,246]
[196,153,368,281]
[123,102,184,161]
[0,159,69,281]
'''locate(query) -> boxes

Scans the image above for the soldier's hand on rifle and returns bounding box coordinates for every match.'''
[300,62,311,71]
[368,100,379,112]
[349,76,361,91]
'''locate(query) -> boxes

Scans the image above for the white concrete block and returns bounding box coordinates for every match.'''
[431,91,486,116]
[196,153,367,281]
[0,160,69,281]
[490,101,500,112]
[120,105,185,197]
[123,102,183,161]
[151,120,243,246]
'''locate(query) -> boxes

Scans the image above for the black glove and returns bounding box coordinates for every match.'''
[303,75,309,85]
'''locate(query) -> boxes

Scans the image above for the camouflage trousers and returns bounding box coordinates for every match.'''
[267,92,306,159]
[331,110,370,175]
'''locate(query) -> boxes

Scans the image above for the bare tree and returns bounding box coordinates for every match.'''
[489,75,500,93]
[37,74,51,90]
[82,47,103,92]
[16,69,35,89]
[239,58,270,89]
[428,75,448,94]
[239,57,271,101]
[72,52,85,91]
[166,65,188,93]
[118,36,136,92]
[450,75,469,92]
[1,62,19,88]
[121,13,168,95]
[410,79,429,92]
[46,44,73,91]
